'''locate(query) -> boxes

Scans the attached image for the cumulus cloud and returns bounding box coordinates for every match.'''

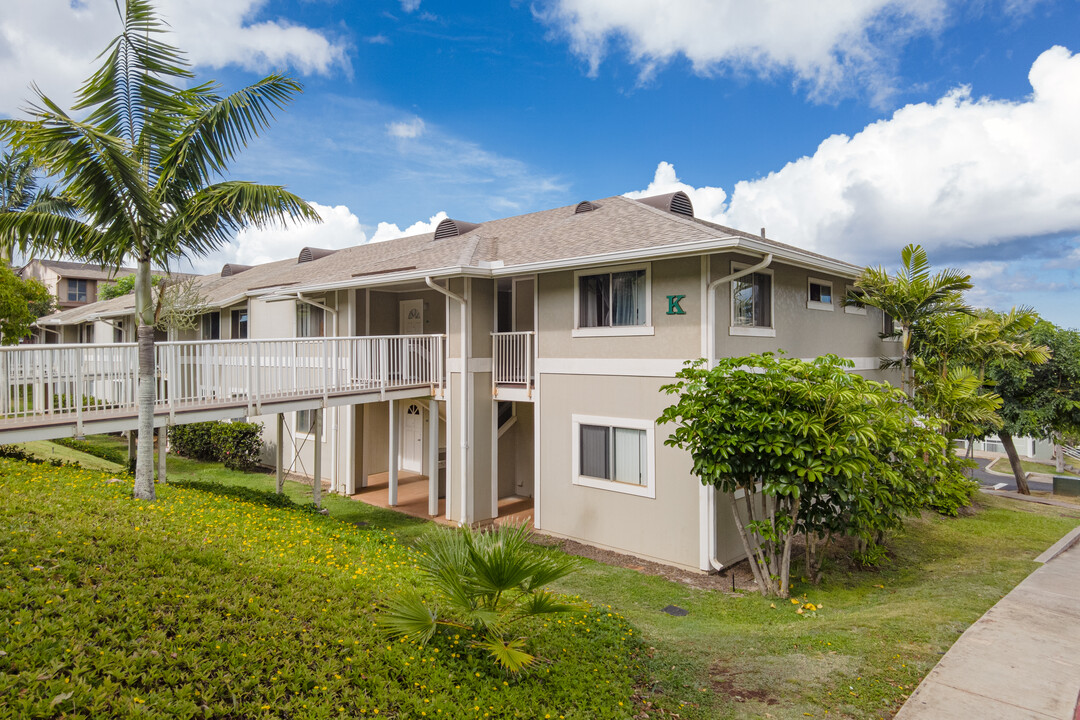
[536,0,948,102]
[387,117,426,139]
[183,204,451,274]
[626,47,1080,268]
[0,0,348,116]
[623,161,728,224]
[369,211,449,243]
[719,46,1080,262]
[400,0,423,12]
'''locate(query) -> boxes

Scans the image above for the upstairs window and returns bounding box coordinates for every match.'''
[200,312,220,340]
[807,278,833,311]
[231,309,249,339]
[845,286,868,315]
[882,312,899,340]
[574,264,652,336]
[67,279,88,303]
[296,304,324,338]
[730,263,774,335]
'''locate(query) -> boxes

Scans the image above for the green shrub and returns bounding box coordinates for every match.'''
[53,437,127,466]
[171,420,263,471]
[169,421,216,461]
[210,421,263,471]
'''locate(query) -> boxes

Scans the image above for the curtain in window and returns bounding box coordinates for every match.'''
[612,270,646,326]
[752,273,771,327]
[579,275,610,328]
[580,424,610,478]
[612,427,646,485]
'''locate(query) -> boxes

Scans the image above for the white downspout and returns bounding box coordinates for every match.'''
[703,251,773,572]
[425,276,469,525]
[297,292,338,493]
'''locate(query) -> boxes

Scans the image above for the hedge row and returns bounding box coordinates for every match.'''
[170,421,263,471]
[53,437,128,466]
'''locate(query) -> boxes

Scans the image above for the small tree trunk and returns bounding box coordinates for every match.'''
[729,490,769,596]
[999,430,1030,495]
[133,260,156,501]
[778,503,799,599]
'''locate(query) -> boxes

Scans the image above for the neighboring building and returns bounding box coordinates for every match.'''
[19,259,137,312]
[36,192,900,573]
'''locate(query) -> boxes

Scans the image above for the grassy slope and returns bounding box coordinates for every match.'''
[4,437,1079,719]
[0,460,648,720]
[989,457,1079,478]
[11,440,126,473]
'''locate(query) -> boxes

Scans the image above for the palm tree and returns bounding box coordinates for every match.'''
[847,244,973,394]
[0,149,74,264]
[0,0,319,500]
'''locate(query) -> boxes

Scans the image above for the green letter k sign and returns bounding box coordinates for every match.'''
[666,295,686,315]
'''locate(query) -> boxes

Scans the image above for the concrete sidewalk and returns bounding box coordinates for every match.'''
[895,526,1080,720]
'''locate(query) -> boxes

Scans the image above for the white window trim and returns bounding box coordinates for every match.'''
[572,262,654,338]
[844,285,867,315]
[571,414,656,499]
[729,261,776,337]
[295,409,326,442]
[806,277,834,312]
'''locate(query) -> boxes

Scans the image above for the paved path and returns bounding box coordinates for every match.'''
[895,526,1080,720]
[972,456,1053,493]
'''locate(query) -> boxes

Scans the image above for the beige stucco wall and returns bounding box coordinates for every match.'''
[497,401,534,499]
[537,373,705,570]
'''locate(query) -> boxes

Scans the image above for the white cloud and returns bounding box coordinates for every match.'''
[370,211,449,243]
[0,0,348,116]
[719,46,1080,262]
[183,204,451,274]
[629,47,1080,267]
[623,161,728,224]
[387,117,426,139]
[400,0,422,12]
[537,0,948,102]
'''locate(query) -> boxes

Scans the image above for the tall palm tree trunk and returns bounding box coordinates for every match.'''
[998,430,1030,495]
[134,259,156,500]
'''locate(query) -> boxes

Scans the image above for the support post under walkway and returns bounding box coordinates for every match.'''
[388,401,398,507]
[428,398,439,517]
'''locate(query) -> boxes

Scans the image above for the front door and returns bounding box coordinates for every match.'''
[399,299,424,335]
[401,402,423,473]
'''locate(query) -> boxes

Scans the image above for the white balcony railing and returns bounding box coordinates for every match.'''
[491,331,534,396]
[0,334,445,427]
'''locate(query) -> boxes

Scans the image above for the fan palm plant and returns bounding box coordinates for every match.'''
[379,523,582,673]
[0,0,319,500]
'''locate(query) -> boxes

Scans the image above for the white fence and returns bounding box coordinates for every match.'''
[491,331,534,394]
[1,335,445,426]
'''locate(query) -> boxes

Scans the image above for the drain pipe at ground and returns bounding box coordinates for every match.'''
[425,277,469,525]
[703,252,773,572]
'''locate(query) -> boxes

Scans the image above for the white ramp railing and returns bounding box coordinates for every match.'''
[492,331,534,396]
[0,335,445,427]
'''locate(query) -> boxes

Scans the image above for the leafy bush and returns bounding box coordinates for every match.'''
[379,523,582,672]
[53,437,127,466]
[51,394,108,411]
[169,421,216,461]
[210,421,263,471]
[171,420,263,471]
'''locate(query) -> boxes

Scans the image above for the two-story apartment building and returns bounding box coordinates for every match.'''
[37,192,898,572]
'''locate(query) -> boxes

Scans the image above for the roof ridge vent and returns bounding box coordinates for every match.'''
[298,247,339,263]
[434,218,481,240]
[574,200,599,214]
[221,264,253,277]
[635,190,694,218]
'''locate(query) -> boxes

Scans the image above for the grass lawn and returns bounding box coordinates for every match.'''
[989,457,1079,478]
[8,440,126,474]
[3,440,1079,719]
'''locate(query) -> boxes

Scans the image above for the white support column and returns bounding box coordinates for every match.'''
[275,413,284,494]
[312,408,323,508]
[388,400,399,507]
[428,398,439,516]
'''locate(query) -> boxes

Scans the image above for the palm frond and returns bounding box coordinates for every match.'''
[377,593,439,644]
[0,212,104,259]
[475,635,536,673]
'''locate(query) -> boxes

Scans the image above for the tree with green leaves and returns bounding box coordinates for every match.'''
[0,266,53,344]
[99,273,158,301]
[988,321,1080,490]
[846,244,973,394]
[379,523,581,672]
[659,353,968,597]
[0,0,319,500]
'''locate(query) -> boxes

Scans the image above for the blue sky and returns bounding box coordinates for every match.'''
[2,0,1079,327]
